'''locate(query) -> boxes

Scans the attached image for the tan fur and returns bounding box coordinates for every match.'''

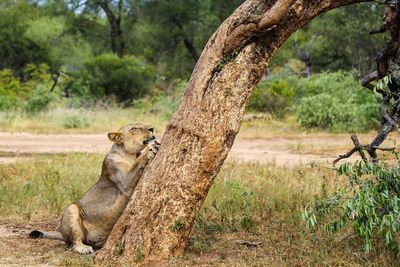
[59,123,159,254]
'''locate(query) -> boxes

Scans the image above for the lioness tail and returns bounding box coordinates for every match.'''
[29,230,63,241]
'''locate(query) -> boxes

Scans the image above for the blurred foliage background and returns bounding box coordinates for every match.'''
[0,0,388,132]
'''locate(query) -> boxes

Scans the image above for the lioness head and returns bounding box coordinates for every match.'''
[108,123,155,154]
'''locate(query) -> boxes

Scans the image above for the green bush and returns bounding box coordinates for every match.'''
[22,85,55,115]
[0,69,19,110]
[297,94,340,129]
[0,64,58,113]
[294,72,380,132]
[82,53,153,102]
[302,160,400,252]
[132,79,186,119]
[248,79,294,118]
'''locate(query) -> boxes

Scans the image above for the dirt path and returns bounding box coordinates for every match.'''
[0,132,372,166]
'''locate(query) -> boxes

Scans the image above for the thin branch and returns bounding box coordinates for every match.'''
[351,134,368,163]
[360,70,387,94]
[370,24,387,34]
[50,71,61,92]
[333,147,359,166]
[373,146,396,151]
[381,94,400,131]
[234,240,263,247]
[100,1,117,25]
[333,135,368,165]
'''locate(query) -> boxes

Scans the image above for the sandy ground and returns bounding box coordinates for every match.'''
[0,132,361,166]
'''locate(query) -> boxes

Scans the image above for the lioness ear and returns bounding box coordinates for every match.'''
[108,132,123,144]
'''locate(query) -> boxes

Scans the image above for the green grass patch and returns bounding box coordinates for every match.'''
[0,153,101,219]
[0,154,396,265]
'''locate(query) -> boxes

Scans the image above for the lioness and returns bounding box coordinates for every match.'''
[29,123,159,254]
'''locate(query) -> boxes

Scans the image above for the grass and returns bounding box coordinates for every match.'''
[0,153,102,220]
[0,106,306,139]
[1,104,381,140]
[0,106,320,141]
[0,107,168,134]
[0,153,398,265]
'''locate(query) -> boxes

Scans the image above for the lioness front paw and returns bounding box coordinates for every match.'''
[147,140,160,160]
[73,244,94,255]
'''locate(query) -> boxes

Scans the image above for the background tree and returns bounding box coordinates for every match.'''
[98,0,126,57]
[271,2,385,75]
[127,0,243,78]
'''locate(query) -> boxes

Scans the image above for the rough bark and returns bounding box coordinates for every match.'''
[95,0,370,265]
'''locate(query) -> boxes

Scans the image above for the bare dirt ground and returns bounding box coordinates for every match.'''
[0,131,373,166]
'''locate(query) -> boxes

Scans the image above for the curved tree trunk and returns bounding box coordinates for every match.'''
[95,0,369,264]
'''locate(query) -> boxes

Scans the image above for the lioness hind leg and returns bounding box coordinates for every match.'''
[60,204,94,254]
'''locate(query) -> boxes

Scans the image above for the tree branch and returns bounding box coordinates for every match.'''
[258,0,296,29]
[333,147,359,166]
[381,94,400,132]
[333,135,368,165]
[361,70,378,90]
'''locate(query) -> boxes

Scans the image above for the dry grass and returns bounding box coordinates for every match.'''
[0,109,314,137]
[0,153,398,266]
[0,153,102,220]
[0,107,168,134]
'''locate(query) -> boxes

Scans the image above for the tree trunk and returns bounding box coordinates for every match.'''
[171,18,200,62]
[95,0,369,264]
[101,0,125,58]
[182,37,199,62]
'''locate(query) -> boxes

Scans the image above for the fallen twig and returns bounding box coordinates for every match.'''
[234,240,263,247]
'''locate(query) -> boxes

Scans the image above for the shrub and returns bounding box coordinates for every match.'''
[0,69,20,110]
[22,85,55,115]
[82,53,153,102]
[297,94,340,129]
[0,64,57,113]
[294,72,380,132]
[248,79,294,118]
[302,160,400,252]
[132,79,186,119]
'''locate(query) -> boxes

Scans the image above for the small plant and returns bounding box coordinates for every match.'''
[170,217,186,232]
[216,51,239,71]
[302,160,400,252]
[135,248,144,262]
[115,239,124,256]
[62,115,90,129]
[240,214,257,233]
[188,214,224,253]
